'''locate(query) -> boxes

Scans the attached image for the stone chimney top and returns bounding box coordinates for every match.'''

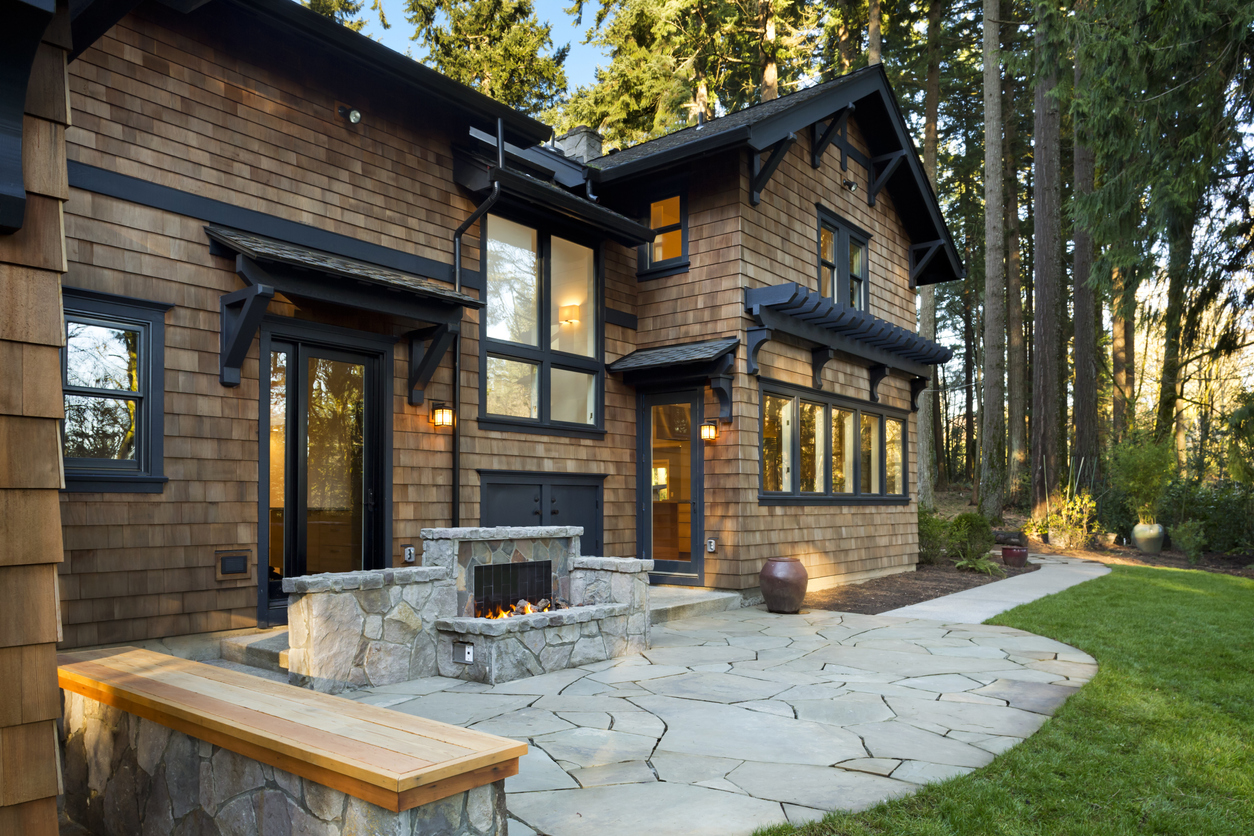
[555,126,603,164]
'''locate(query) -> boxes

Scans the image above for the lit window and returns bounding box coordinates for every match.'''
[818,210,872,311]
[639,188,688,278]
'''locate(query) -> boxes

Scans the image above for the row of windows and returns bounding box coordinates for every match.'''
[760,386,906,501]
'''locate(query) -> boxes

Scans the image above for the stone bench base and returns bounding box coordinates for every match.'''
[60,689,506,836]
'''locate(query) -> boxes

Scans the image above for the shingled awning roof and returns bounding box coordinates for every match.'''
[607,338,739,373]
[608,338,739,422]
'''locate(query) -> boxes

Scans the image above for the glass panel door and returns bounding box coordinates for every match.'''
[642,391,703,584]
[265,340,380,615]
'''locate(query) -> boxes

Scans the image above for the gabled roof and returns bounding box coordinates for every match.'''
[590,66,963,286]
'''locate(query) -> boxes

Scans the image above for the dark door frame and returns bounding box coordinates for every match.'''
[477,470,606,554]
[256,316,396,626]
[638,388,705,586]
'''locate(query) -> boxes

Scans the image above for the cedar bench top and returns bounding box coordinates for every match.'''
[57,647,525,812]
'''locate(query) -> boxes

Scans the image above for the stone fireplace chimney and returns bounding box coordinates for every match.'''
[556,125,603,164]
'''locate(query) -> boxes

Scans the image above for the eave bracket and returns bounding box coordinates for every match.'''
[868,363,889,403]
[1,0,57,235]
[751,134,797,206]
[910,376,929,412]
[407,322,459,406]
[811,106,854,170]
[868,150,907,207]
[219,283,275,387]
[909,240,944,288]
[811,347,837,390]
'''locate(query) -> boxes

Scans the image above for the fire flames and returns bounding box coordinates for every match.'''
[480,598,563,620]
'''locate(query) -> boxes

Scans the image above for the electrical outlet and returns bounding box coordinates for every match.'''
[402,544,416,564]
[706,538,717,553]
[453,642,474,664]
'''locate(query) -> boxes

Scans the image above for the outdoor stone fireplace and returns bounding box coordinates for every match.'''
[284,527,652,691]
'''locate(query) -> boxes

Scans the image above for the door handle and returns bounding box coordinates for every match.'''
[551,509,559,516]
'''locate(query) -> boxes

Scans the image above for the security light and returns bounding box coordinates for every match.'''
[338,105,362,125]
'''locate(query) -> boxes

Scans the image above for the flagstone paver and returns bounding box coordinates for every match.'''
[361,604,1097,836]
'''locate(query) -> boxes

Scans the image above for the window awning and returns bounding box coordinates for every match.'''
[608,338,739,421]
[745,283,951,409]
[207,226,477,403]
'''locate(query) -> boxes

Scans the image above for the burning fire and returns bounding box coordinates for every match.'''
[480,598,564,619]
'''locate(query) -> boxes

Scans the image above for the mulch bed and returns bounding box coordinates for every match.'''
[803,556,1040,615]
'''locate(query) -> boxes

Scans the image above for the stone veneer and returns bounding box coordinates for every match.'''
[285,528,653,692]
[59,689,506,836]
[285,566,453,694]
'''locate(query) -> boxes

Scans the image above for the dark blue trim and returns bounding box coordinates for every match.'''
[605,307,638,330]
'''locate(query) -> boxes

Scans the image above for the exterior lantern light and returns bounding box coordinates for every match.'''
[430,402,454,427]
[701,420,719,442]
[559,304,581,325]
[338,105,362,124]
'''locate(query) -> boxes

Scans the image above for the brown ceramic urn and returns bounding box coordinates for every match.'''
[760,556,808,613]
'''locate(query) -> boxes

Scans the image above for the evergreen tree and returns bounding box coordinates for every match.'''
[304,0,387,32]
[405,0,569,114]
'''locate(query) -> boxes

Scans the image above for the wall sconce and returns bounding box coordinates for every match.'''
[430,402,454,427]
[338,105,362,124]
[559,304,581,325]
[843,178,858,192]
[701,420,719,442]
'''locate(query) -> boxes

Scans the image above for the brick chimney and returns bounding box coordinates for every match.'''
[556,125,603,164]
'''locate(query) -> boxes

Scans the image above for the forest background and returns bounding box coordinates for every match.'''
[304,0,1254,551]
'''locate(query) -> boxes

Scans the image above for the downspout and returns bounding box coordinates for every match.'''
[449,119,507,526]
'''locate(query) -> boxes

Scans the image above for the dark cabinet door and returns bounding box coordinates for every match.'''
[480,472,605,555]
[482,481,543,527]
[550,483,602,553]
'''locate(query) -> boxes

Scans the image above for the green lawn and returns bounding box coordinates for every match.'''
[756,565,1254,836]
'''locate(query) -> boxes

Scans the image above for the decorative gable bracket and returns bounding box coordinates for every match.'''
[751,133,797,206]
[407,322,460,406]
[909,240,945,289]
[868,150,907,207]
[810,106,854,170]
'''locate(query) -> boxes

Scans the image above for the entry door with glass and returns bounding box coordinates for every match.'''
[640,391,704,584]
[265,340,383,619]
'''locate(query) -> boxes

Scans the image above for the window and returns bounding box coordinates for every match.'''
[638,185,689,280]
[759,382,908,504]
[61,288,170,492]
[481,214,602,435]
[817,208,872,310]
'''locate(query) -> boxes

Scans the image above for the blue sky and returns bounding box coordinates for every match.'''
[355,0,608,91]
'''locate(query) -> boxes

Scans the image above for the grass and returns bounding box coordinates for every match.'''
[755,565,1254,836]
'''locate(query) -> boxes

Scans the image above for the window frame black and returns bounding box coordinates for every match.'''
[816,205,873,312]
[61,287,171,494]
[637,179,690,281]
[477,212,606,439]
[758,378,909,506]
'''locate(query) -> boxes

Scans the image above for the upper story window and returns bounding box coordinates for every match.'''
[638,185,689,280]
[760,381,906,504]
[62,288,170,493]
[481,215,603,435]
[818,208,871,310]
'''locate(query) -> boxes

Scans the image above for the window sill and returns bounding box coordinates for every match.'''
[63,474,168,494]
[637,261,690,281]
[476,417,607,440]
[757,494,911,507]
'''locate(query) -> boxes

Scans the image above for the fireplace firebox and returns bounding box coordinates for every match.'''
[473,560,553,617]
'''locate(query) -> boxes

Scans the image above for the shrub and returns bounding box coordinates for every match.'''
[947,512,996,563]
[1157,479,1254,554]
[1172,519,1208,564]
[1109,435,1175,524]
[953,554,1006,576]
[918,508,949,565]
[1043,489,1098,549]
[1096,483,1138,543]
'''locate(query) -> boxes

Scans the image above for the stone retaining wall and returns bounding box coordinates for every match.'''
[59,689,506,836]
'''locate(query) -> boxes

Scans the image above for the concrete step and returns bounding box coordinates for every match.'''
[649,586,744,625]
[220,628,289,673]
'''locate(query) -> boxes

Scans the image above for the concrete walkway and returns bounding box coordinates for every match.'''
[353,602,1099,836]
[881,555,1110,623]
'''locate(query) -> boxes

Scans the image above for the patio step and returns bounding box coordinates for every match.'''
[649,586,743,625]
[220,628,289,674]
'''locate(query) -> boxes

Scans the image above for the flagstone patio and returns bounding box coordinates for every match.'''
[344,606,1096,836]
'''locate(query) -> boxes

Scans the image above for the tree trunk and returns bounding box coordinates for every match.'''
[978,0,1006,519]
[837,2,855,73]
[1154,205,1196,448]
[1111,267,1134,439]
[917,0,944,507]
[1072,32,1098,486]
[1005,77,1027,506]
[761,1,778,101]
[1030,5,1061,519]
[963,284,976,484]
[868,0,882,65]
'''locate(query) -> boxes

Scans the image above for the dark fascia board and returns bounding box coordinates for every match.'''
[468,127,586,189]
[591,125,752,183]
[207,0,550,148]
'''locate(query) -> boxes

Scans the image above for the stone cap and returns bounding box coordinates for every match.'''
[435,603,631,636]
[282,566,450,594]
[571,557,654,574]
[420,526,584,541]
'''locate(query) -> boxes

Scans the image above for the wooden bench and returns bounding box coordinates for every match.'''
[57,647,525,813]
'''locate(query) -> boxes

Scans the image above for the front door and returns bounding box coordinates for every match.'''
[263,339,384,622]
[641,391,704,584]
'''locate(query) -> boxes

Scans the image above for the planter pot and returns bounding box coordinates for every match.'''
[759,557,808,614]
[1002,546,1029,568]
[1131,523,1165,554]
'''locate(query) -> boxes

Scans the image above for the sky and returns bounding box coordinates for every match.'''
[356,0,608,91]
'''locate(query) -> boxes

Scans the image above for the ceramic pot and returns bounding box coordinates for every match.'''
[760,557,808,613]
[1131,523,1165,554]
[1002,546,1028,568]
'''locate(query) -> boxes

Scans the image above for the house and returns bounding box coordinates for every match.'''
[39,0,956,647]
